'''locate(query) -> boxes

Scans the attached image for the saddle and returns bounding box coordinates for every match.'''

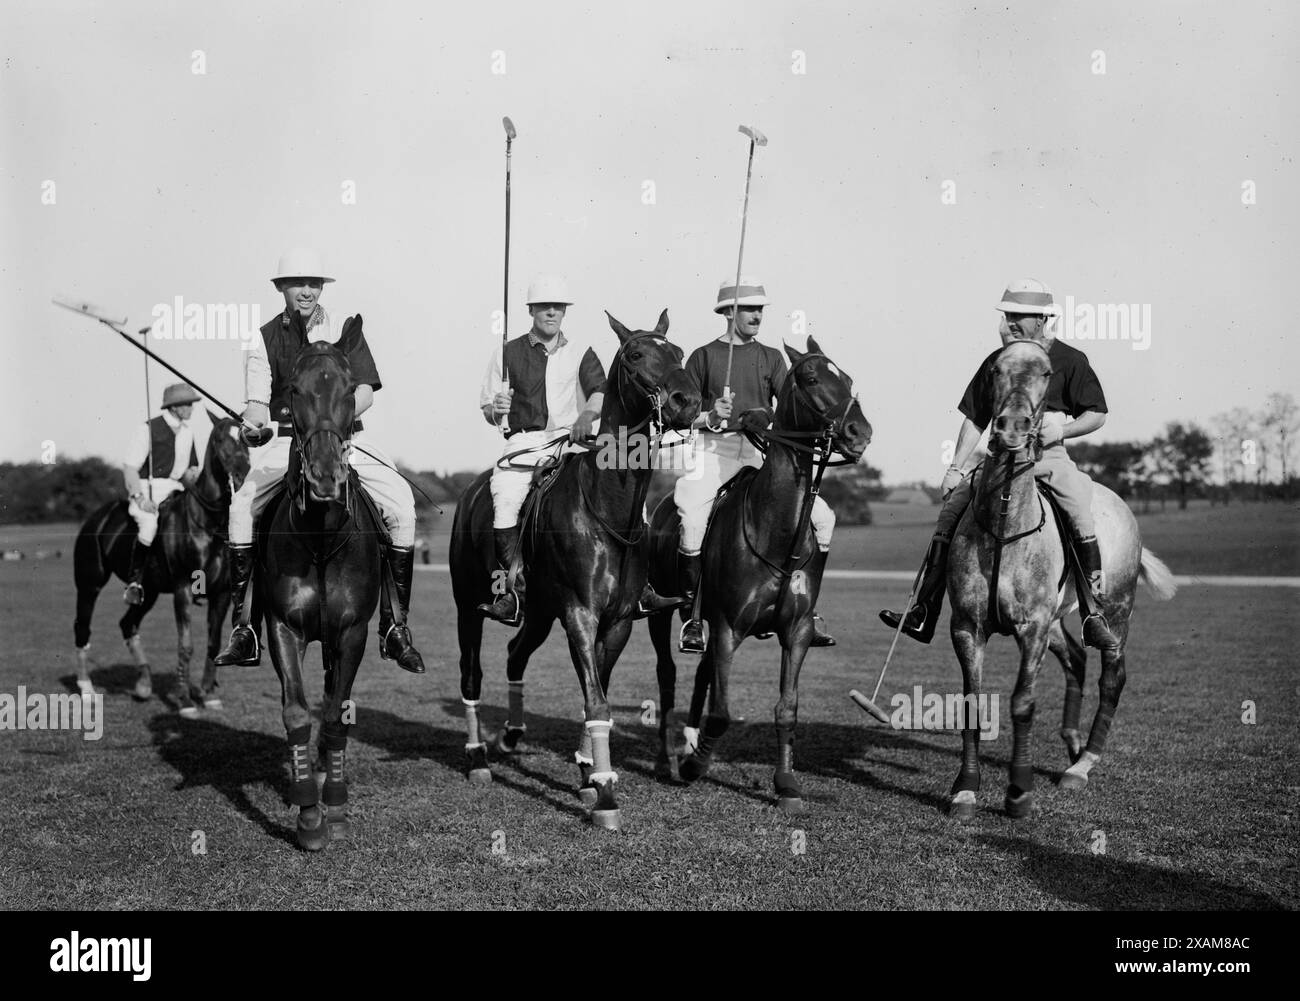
[506,452,578,588]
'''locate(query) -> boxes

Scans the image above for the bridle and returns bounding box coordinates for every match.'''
[739,353,863,579]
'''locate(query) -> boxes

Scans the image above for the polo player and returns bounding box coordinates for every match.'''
[880,278,1116,648]
[675,276,837,654]
[121,383,211,605]
[214,247,426,673]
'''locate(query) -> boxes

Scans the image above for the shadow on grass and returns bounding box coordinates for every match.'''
[59,661,143,698]
[977,834,1288,909]
[147,712,295,846]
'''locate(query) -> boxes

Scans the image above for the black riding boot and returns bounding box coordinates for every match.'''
[1075,536,1117,649]
[808,549,837,647]
[634,582,684,619]
[678,553,705,654]
[479,527,524,626]
[122,539,150,606]
[879,539,950,644]
[214,544,260,666]
[378,545,426,674]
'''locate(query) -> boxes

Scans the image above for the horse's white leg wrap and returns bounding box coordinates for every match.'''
[1064,749,1100,780]
[463,698,483,749]
[683,725,700,754]
[585,720,616,784]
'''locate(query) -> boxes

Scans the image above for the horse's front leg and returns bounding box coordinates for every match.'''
[120,592,159,702]
[949,614,986,820]
[678,622,736,785]
[565,607,620,829]
[266,617,326,851]
[773,621,813,815]
[173,587,198,718]
[1006,619,1052,818]
[646,607,679,779]
[199,567,230,709]
[318,621,367,841]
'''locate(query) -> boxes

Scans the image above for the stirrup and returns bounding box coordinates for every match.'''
[679,619,706,654]
[479,591,523,627]
[381,623,426,674]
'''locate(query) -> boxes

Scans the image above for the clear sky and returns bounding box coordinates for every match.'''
[2,1,1296,483]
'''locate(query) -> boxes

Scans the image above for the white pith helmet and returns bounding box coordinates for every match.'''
[271,247,334,284]
[525,275,573,306]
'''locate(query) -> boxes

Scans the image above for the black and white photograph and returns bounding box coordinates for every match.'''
[0,0,1294,960]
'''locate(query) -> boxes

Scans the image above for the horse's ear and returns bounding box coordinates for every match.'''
[206,408,222,425]
[655,309,669,335]
[806,335,823,356]
[606,310,633,344]
[339,314,362,351]
[784,341,806,366]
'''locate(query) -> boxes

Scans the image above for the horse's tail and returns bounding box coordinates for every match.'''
[1138,547,1177,601]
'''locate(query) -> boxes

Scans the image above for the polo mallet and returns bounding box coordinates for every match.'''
[53,296,245,427]
[138,323,155,500]
[849,559,927,724]
[499,115,517,435]
[721,124,768,406]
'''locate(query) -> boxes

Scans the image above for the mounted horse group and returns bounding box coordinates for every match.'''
[72,253,1172,850]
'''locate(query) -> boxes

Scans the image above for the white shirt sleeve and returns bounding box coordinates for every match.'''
[245,328,272,405]
[480,349,505,412]
[124,422,150,470]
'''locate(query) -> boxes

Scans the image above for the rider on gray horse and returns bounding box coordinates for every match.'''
[880,278,1116,648]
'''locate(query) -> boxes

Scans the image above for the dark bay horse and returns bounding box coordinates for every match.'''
[449,310,698,830]
[646,337,871,814]
[947,339,1177,821]
[260,338,386,851]
[73,414,250,715]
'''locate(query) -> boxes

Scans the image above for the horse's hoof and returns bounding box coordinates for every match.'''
[1059,770,1089,791]
[201,694,223,711]
[777,796,807,816]
[468,768,493,786]
[1004,787,1034,819]
[492,726,525,755]
[653,754,674,781]
[578,784,599,808]
[677,754,708,785]
[296,813,330,852]
[178,706,199,720]
[591,808,622,830]
[132,679,152,701]
[949,791,977,821]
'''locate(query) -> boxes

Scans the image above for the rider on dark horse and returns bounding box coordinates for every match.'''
[214,247,426,673]
[121,383,210,606]
[674,276,837,653]
[477,274,675,626]
[880,278,1116,649]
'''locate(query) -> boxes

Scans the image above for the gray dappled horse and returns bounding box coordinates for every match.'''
[947,340,1176,821]
[73,415,250,715]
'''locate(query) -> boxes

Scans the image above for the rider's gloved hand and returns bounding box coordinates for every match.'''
[738,407,772,434]
[241,425,274,448]
[1037,423,1065,449]
[941,466,964,497]
[711,394,734,423]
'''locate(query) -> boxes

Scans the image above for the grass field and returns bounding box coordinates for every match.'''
[1,503,1296,909]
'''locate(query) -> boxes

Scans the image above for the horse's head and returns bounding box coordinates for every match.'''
[206,411,251,493]
[604,309,700,432]
[288,342,356,503]
[988,340,1052,453]
[778,337,872,461]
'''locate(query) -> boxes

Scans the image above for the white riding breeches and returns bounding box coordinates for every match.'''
[227,431,416,548]
[489,429,577,530]
[128,478,184,545]
[673,432,835,555]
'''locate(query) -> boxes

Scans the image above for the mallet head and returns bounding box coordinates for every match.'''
[849,689,892,724]
[503,116,517,140]
[738,124,768,146]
